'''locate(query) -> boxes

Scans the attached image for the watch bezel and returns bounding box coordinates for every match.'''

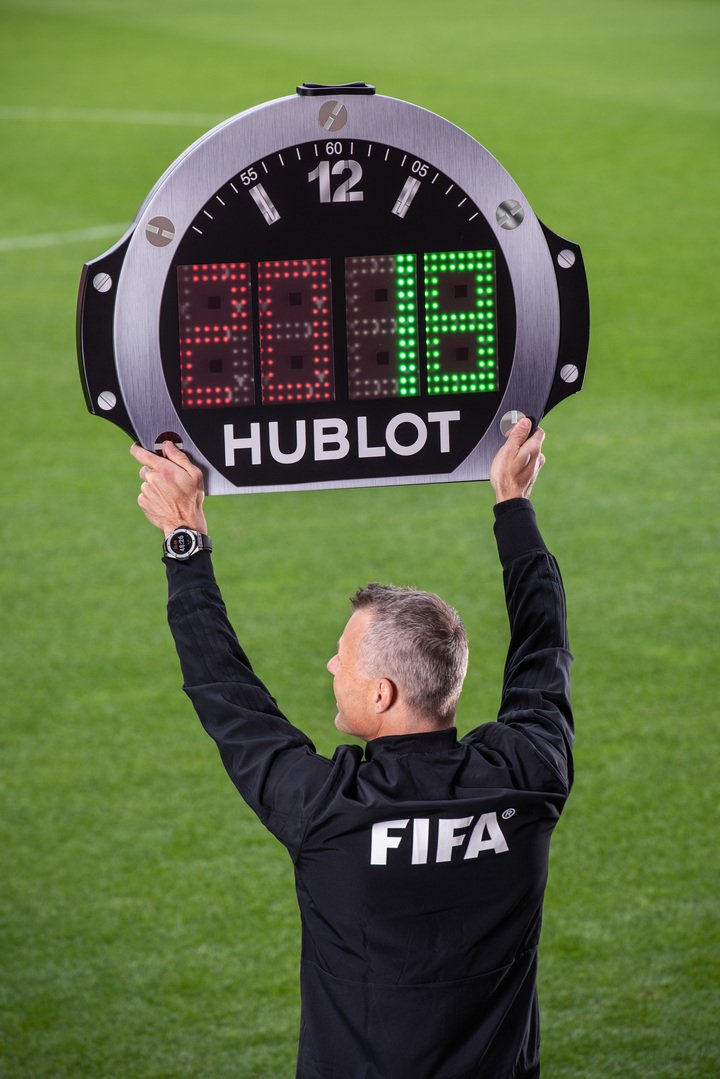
[163,526,200,561]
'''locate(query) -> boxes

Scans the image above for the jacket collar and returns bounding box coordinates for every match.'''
[364,727,458,760]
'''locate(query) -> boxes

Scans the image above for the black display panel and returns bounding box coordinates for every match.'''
[158,138,516,488]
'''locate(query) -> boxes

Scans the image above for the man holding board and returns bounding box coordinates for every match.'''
[130,418,572,1079]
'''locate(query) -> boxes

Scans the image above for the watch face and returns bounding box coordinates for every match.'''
[167,529,195,557]
[158,137,515,488]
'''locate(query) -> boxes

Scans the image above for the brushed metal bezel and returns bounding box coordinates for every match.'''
[113,93,559,493]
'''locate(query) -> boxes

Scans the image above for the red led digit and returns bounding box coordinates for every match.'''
[345,254,419,399]
[258,258,334,404]
[177,262,255,409]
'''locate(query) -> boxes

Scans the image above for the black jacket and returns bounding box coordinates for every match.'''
[165,498,573,1079]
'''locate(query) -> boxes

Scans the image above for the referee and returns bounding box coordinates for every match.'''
[131,418,572,1079]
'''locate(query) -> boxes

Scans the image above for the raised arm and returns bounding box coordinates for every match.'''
[130,441,334,856]
[488,420,574,792]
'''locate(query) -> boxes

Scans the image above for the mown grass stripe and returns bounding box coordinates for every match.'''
[0,105,223,126]
[0,224,128,252]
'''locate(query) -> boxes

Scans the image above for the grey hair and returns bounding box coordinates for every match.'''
[350,583,468,724]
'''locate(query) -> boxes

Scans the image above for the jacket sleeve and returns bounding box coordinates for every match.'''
[165,552,334,856]
[465,499,574,794]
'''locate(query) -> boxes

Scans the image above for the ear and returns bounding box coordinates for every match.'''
[374,678,398,714]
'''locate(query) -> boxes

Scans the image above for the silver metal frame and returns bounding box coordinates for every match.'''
[112,93,559,494]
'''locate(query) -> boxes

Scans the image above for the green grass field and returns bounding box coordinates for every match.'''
[1,0,718,1075]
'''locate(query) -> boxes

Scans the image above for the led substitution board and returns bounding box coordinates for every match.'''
[77,82,589,494]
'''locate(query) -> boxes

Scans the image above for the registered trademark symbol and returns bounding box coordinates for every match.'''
[502,808,516,820]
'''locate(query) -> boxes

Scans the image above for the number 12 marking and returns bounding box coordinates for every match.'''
[308,160,364,203]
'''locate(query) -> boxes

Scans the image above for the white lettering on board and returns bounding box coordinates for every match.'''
[385,413,428,457]
[224,421,261,466]
[428,410,460,453]
[357,416,386,458]
[313,418,350,461]
[222,411,461,467]
[268,420,306,464]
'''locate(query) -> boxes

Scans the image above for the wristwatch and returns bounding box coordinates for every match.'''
[163,526,212,561]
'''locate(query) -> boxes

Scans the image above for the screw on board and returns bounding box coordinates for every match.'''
[318,101,348,132]
[154,431,184,453]
[145,216,175,247]
[496,200,524,230]
[560,364,579,383]
[92,272,113,293]
[557,249,576,269]
[500,409,528,435]
[97,391,117,411]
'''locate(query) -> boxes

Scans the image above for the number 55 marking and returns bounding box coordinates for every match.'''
[308,160,364,203]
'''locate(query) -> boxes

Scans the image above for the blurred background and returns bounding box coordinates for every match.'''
[1,1,718,1075]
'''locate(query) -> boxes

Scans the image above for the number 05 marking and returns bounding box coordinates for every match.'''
[308,160,364,203]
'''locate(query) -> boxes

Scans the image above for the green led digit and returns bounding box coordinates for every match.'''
[423,250,498,395]
[394,253,419,397]
[346,253,419,399]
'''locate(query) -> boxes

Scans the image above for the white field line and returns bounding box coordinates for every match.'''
[0,223,129,253]
[0,104,223,253]
[0,105,223,126]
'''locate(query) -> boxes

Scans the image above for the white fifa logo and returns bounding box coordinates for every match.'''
[370,812,510,866]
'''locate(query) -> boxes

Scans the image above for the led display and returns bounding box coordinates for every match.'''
[258,258,334,404]
[346,253,419,399]
[423,250,497,395]
[177,263,254,408]
[176,251,499,409]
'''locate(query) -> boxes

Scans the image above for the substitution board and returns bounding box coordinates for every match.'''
[77,82,589,494]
